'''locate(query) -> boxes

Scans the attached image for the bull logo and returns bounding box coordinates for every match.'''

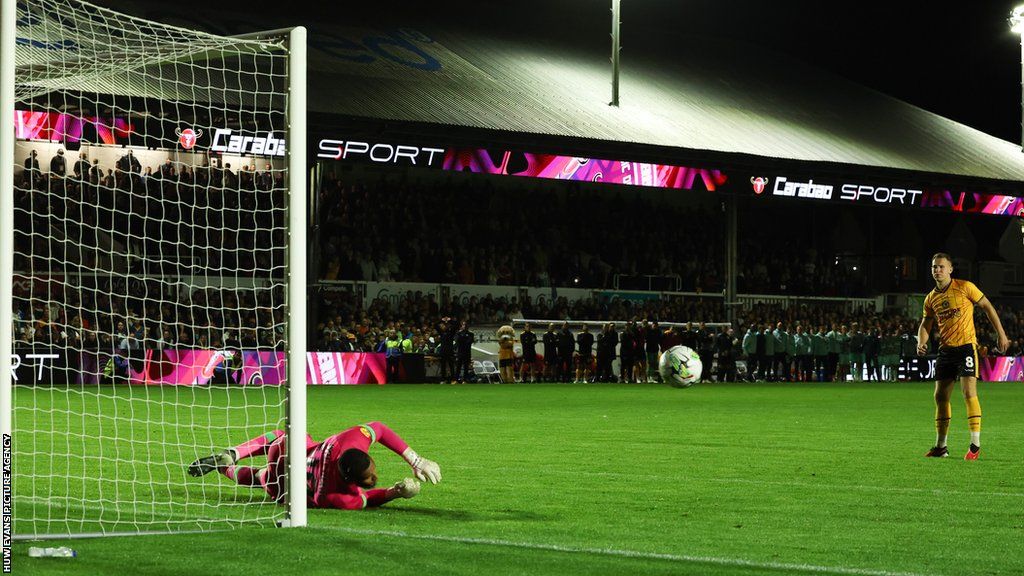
[175,127,203,150]
[751,176,768,195]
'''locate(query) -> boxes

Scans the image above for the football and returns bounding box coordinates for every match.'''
[659,345,702,388]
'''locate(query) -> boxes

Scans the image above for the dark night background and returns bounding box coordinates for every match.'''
[427,0,1024,145]
[90,0,1024,146]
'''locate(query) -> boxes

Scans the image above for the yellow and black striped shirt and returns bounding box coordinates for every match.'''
[923,279,984,348]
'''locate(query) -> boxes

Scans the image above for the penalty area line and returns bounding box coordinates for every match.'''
[327,526,936,576]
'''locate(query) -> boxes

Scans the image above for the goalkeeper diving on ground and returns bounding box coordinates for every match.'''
[188,421,441,509]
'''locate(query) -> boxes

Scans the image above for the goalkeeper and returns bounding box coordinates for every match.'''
[188,421,441,510]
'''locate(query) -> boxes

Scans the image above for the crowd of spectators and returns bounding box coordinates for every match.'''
[11,148,1024,367]
[13,277,1022,362]
[317,175,881,296]
[16,148,286,276]
[12,277,284,352]
[313,287,1024,360]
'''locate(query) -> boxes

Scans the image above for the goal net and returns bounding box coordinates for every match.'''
[1,0,307,537]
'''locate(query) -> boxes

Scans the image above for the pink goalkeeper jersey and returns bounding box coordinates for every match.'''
[305,421,409,509]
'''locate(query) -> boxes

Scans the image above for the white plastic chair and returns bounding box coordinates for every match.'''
[479,360,500,383]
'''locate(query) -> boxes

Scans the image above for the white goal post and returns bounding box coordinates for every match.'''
[2,0,306,538]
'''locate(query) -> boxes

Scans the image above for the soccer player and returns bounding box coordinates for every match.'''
[917,253,1009,461]
[542,323,559,382]
[575,323,595,383]
[188,421,441,509]
[644,321,662,383]
[518,322,538,383]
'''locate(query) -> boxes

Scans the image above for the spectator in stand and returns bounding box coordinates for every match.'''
[22,150,40,189]
[49,148,67,178]
[116,149,141,175]
[259,162,274,191]
[160,157,176,181]
[223,162,238,188]
[73,151,90,181]
[88,158,102,185]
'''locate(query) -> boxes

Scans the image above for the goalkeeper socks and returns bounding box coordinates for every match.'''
[935,401,951,448]
[224,463,253,481]
[232,430,284,460]
[222,461,268,483]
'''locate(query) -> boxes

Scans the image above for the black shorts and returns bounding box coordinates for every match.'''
[523,352,537,363]
[934,343,978,381]
[499,358,513,368]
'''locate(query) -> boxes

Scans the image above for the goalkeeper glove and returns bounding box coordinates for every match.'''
[401,447,442,484]
[390,478,421,499]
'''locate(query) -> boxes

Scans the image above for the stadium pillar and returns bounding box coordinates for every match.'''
[725,198,737,325]
[309,163,322,347]
[1012,6,1024,150]
[610,0,621,106]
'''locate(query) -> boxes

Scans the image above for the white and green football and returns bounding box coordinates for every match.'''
[659,345,702,388]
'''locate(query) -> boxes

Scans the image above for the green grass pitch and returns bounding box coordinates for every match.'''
[8,381,1024,575]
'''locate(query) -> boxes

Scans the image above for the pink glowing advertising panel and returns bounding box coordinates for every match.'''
[127,350,285,386]
[15,110,134,144]
[979,356,1024,382]
[920,190,1024,217]
[125,350,388,385]
[443,148,727,191]
[306,352,387,385]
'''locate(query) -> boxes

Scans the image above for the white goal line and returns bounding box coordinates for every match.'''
[327,526,937,576]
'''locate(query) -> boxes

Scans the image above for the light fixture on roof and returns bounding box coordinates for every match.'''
[1011,6,1024,34]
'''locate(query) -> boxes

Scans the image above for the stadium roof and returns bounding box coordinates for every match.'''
[24,1,1024,186]
[302,27,1024,185]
